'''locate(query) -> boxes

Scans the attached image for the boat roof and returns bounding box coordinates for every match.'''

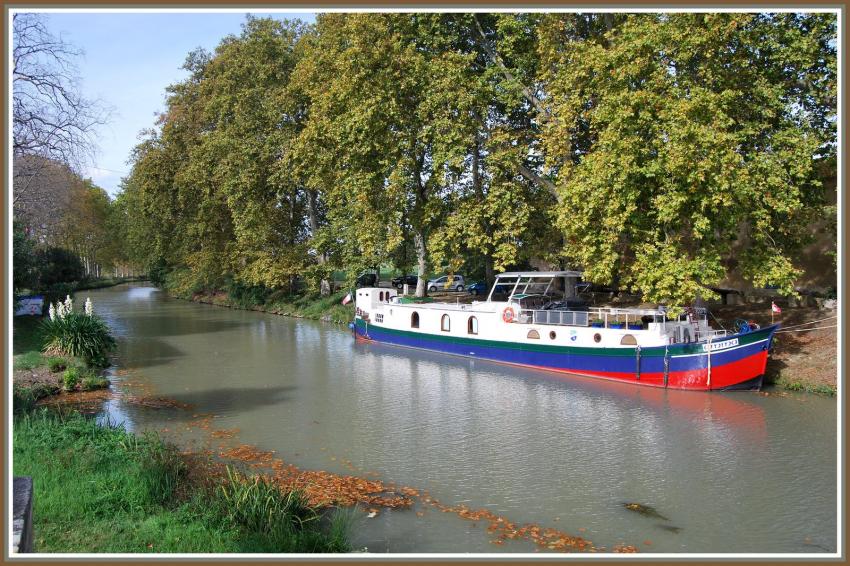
[497,271,584,278]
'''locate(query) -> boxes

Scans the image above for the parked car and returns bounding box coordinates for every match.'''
[466,281,487,295]
[355,272,378,288]
[427,275,465,292]
[391,274,419,290]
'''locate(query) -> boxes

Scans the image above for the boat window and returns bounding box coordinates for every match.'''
[593,333,602,343]
[468,316,478,335]
[527,329,540,339]
[620,334,637,345]
[441,314,451,332]
[379,291,384,301]
[549,331,557,340]
[411,312,419,328]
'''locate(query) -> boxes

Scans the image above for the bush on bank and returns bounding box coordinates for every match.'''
[13,409,352,553]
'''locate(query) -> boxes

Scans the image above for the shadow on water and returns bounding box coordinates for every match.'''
[120,314,252,338]
[119,337,186,369]
[153,385,298,419]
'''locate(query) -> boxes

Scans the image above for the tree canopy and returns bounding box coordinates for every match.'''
[122,12,837,307]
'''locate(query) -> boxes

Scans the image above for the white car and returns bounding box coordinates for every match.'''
[427,275,465,292]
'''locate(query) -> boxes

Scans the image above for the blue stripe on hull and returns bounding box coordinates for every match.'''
[354,320,773,378]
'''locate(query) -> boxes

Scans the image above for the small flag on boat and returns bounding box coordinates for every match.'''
[342,293,352,305]
[771,301,782,314]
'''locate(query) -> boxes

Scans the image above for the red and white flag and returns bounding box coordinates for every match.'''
[771,301,782,314]
[342,293,352,306]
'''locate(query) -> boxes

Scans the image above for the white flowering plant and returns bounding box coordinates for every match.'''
[40,296,115,367]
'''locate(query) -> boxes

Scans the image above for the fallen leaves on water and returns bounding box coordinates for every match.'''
[613,544,638,553]
[211,428,239,439]
[119,381,638,554]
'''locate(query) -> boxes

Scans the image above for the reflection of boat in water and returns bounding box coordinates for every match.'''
[352,271,778,391]
[353,338,768,443]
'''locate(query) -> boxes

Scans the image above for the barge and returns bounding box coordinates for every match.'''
[352,271,777,391]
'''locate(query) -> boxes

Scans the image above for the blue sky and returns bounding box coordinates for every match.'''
[40,11,316,196]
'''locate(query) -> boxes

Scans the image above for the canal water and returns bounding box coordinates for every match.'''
[85,284,837,554]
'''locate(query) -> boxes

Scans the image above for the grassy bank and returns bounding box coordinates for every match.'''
[74,276,148,292]
[13,410,352,553]
[181,288,355,325]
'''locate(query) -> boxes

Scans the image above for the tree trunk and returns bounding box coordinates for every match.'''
[484,257,495,287]
[414,231,428,298]
[306,189,332,296]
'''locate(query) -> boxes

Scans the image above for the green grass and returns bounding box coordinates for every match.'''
[14,350,46,371]
[771,375,837,396]
[74,277,146,292]
[266,290,355,323]
[13,410,352,553]
[13,315,44,356]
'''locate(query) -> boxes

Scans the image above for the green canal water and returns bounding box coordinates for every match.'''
[85,283,837,554]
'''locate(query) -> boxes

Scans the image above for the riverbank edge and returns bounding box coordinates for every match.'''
[12,409,352,553]
[171,287,355,325]
[167,287,836,397]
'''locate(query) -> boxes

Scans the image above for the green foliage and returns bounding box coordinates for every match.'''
[47,357,68,372]
[13,410,351,552]
[123,13,836,307]
[14,350,45,370]
[13,315,45,355]
[219,467,316,537]
[227,280,271,309]
[62,367,81,391]
[13,383,60,412]
[41,312,116,367]
[539,13,836,307]
[35,247,85,288]
[81,373,110,391]
[13,221,39,293]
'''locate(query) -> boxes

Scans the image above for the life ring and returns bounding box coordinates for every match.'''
[502,307,515,323]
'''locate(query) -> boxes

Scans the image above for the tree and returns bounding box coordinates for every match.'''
[59,179,112,277]
[290,14,480,296]
[35,247,85,287]
[539,13,836,307]
[13,221,39,293]
[13,13,110,187]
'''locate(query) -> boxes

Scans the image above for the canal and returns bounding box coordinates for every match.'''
[85,283,837,553]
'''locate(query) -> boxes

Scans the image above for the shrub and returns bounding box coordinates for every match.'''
[218,467,318,541]
[81,373,109,391]
[13,382,62,412]
[41,312,115,367]
[47,357,68,372]
[43,282,78,307]
[62,367,80,391]
[35,247,85,288]
[227,281,271,309]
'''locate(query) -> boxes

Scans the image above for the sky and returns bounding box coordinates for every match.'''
[37,11,317,196]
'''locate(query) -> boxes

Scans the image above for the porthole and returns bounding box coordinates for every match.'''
[593,333,602,343]
[549,331,557,340]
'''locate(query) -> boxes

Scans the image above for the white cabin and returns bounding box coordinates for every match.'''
[354,271,724,349]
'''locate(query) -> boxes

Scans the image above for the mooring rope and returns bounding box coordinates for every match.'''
[776,315,838,330]
[775,324,838,334]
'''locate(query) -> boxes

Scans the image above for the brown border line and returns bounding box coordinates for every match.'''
[1,3,844,566]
